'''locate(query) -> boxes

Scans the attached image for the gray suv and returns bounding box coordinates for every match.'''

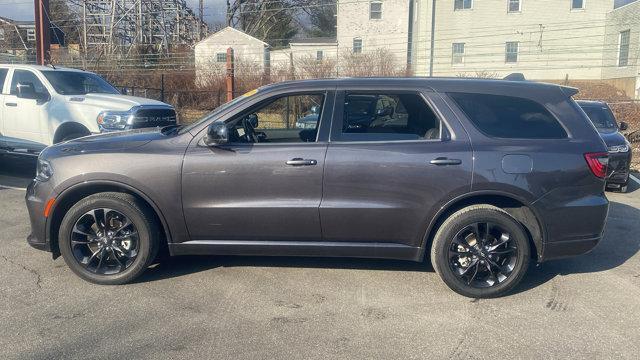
[25,78,610,298]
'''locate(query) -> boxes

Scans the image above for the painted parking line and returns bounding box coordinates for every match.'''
[0,185,27,191]
[630,174,640,186]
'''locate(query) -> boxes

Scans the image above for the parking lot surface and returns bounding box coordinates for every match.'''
[1,155,640,359]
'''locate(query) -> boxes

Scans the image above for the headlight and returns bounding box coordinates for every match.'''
[35,158,53,182]
[608,144,629,153]
[97,110,133,131]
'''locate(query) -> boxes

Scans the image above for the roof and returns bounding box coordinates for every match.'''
[0,64,89,73]
[0,16,35,27]
[195,26,269,48]
[257,77,573,95]
[289,37,337,45]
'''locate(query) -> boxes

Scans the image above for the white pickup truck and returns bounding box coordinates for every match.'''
[0,64,176,156]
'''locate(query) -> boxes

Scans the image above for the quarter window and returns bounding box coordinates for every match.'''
[216,52,227,63]
[505,41,519,63]
[618,30,630,67]
[452,43,465,64]
[571,0,584,9]
[229,94,325,143]
[339,93,441,141]
[370,1,383,19]
[449,93,567,139]
[454,0,473,10]
[508,0,521,12]
[353,38,363,54]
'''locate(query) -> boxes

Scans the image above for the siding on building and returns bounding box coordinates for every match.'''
[602,1,640,98]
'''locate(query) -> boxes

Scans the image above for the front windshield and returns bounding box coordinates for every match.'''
[42,71,119,95]
[179,90,257,134]
[581,106,617,130]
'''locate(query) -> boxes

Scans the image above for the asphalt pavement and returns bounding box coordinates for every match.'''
[1,155,639,359]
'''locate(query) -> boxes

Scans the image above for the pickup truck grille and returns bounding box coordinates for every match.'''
[130,108,177,129]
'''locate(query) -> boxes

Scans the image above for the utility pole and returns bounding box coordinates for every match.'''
[34,0,51,65]
[429,0,436,77]
[199,0,204,40]
[226,0,231,26]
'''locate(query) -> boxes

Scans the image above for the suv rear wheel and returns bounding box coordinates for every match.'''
[58,192,160,284]
[431,205,530,298]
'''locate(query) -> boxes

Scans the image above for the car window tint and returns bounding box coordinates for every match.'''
[0,68,8,92]
[340,93,441,141]
[10,69,48,96]
[449,92,567,139]
[229,94,324,143]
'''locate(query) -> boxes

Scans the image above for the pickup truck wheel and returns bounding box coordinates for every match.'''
[430,205,530,298]
[58,192,160,285]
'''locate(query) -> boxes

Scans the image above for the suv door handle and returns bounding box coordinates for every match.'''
[5,102,17,107]
[286,158,318,166]
[430,157,462,166]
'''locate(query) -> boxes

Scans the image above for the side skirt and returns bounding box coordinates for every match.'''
[168,240,423,262]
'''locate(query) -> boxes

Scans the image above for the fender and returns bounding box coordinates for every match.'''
[418,189,547,261]
[45,179,174,250]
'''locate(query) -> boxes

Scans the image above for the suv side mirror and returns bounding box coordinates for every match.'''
[619,121,628,131]
[204,122,229,146]
[16,82,37,99]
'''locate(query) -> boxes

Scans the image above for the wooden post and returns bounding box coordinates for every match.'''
[34,0,51,65]
[226,47,235,102]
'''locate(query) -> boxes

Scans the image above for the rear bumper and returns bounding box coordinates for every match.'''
[542,235,602,261]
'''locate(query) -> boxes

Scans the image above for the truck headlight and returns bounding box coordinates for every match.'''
[608,144,629,153]
[35,158,53,182]
[97,110,133,131]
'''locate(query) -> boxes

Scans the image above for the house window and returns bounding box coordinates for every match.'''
[508,0,521,12]
[571,0,584,10]
[452,43,465,64]
[317,50,324,61]
[454,0,473,10]
[353,38,363,54]
[26,28,36,41]
[618,30,630,67]
[216,52,227,63]
[505,42,519,63]
[370,1,383,19]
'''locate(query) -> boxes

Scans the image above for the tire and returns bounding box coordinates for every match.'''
[430,205,530,298]
[58,192,160,285]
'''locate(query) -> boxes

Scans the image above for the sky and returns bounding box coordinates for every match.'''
[0,0,637,23]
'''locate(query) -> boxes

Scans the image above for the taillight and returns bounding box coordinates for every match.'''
[584,152,608,179]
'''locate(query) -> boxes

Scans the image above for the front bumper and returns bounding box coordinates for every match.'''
[606,150,632,185]
[25,180,53,253]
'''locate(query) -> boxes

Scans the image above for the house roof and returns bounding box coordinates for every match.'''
[0,16,35,27]
[289,37,337,45]
[195,26,269,48]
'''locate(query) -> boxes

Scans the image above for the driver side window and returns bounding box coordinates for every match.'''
[10,70,48,97]
[229,93,325,143]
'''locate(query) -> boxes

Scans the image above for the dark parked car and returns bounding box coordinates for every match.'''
[26,78,610,298]
[577,100,632,192]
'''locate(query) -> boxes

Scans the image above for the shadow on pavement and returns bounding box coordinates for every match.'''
[0,155,36,189]
[138,201,639,294]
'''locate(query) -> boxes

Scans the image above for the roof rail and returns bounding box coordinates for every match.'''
[503,73,526,81]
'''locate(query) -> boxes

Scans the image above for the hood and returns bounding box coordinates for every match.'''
[43,127,168,157]
[68,93,170,112]
[597,129,627,147]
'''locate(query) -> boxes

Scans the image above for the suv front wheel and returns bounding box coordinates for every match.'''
[58,192,160,284]
[431,205,530,298]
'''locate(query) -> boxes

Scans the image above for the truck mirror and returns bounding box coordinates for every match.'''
[204,122,229,146]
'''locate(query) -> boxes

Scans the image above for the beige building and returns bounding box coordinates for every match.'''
[602,1,640,98]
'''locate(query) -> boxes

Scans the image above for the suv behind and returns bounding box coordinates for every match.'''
[25,78,609,298]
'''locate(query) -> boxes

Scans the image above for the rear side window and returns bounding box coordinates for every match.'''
[449,93,567,139]
[339,93,441,141]
[0,68,8,93]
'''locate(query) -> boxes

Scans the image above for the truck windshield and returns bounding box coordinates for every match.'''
[42,71,119,95]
